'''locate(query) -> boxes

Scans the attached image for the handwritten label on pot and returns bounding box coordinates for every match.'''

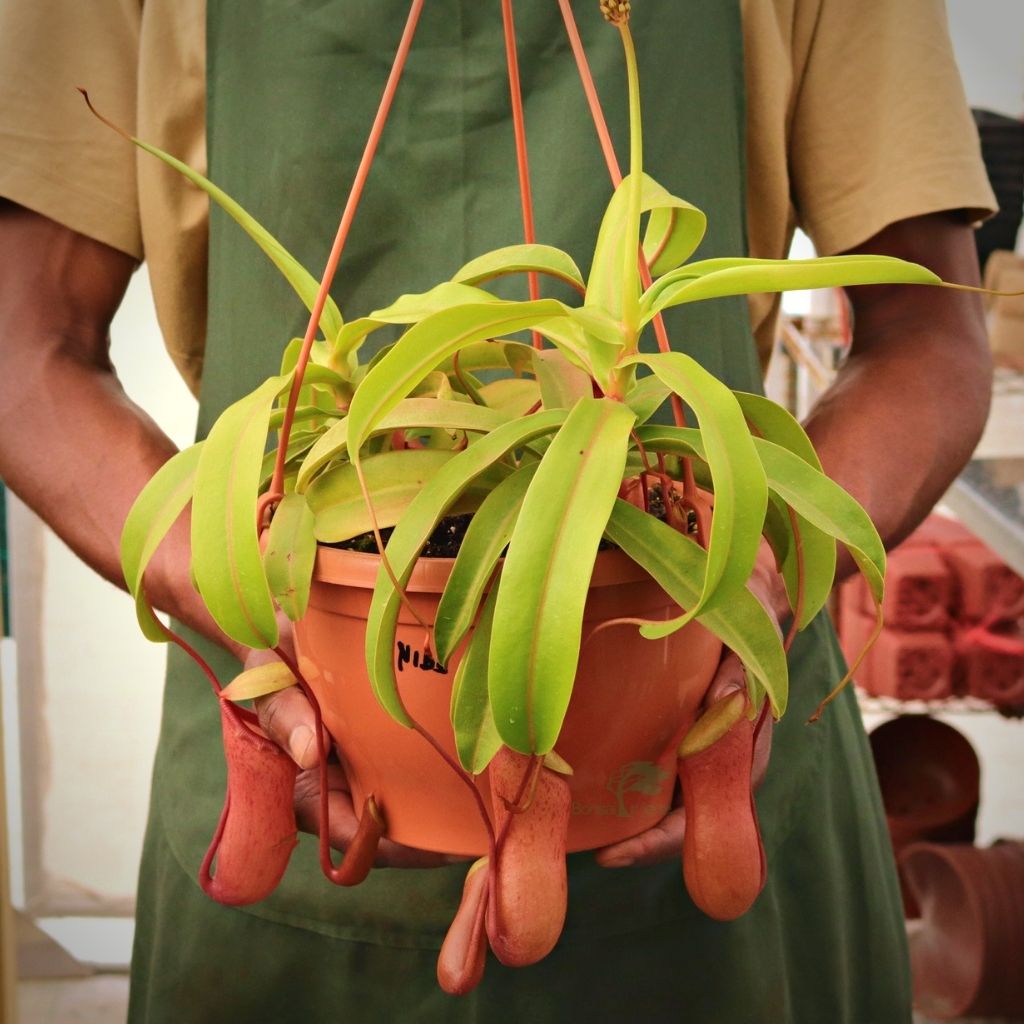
[396,641,448,675]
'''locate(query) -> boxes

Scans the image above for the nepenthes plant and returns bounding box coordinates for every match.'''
[105,0,986,994]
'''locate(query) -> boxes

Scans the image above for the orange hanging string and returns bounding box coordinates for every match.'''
[557,0,696,497]
[501,0,544,349]
[269,0,426,501]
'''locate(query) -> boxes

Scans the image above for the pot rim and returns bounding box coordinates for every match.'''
[312,543,655,593]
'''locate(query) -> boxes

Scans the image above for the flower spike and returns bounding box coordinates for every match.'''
[600,0,631,25]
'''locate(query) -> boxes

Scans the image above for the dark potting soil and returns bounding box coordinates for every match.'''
[331,514,475,558]
[330,486,695,558]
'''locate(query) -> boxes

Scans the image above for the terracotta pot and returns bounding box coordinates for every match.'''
[294,545,723,855]
[900,841,1024,1019]
[870,716,980,852]
[869,715,980,917]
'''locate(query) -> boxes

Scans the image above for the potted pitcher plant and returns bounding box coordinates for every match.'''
[103,0,968,995]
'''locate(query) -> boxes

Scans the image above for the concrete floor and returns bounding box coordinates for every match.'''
[17,975,129,1024]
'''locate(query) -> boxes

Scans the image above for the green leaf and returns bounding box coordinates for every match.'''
[130,138,342,342]
[489,398,637,754]
[604,499,788,716]
[307,449,461,542]
[477,378,540,416]
[191,375,287,649]
[346,300,565,459]
[567,307,627,390]
[586,175,641,326]
[532,348,593,411]
[120,443,203,642]
[642,254,942,323]
[640,175,707,276]
[623,374,670,425]
[733,392,835,627]
[262,493,317,621]
[587,173,707,327]
[438,339,534,377]
[259,430,320,490]
[535,317,598,378]
[635,422,884,625]
[752,438,886,609]
[732,392,821,468]
[219,661,297,702]
[434,463,539,664]
[452,244,585,291]
[627,353,767,634]
[368,282,500,322]
[295,398,511,493]
[365,411,567,727]
[450,585,503,774]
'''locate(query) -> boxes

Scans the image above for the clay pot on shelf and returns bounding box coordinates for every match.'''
[900,840,1024,1020]
[869,715,980,914]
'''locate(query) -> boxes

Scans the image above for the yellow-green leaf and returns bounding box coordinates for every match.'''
[192,375,286,649]
[120,444,203,642]
[263,493,316,621]
[220,661,297,702]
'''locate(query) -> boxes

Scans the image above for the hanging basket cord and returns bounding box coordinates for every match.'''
[556,0,698,499]
[256,1,729,883]
[501,0,545,350]
[268,0,427,502]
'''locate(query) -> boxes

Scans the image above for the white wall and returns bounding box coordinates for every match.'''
[947,0,1024,118]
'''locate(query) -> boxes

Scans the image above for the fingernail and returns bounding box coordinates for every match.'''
[289,725,316,768]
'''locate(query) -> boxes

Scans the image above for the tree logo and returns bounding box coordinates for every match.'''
[605,761,670,817]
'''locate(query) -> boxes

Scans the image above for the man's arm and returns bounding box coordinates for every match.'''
[0,200,460,867]
[0,199,237,655]
[805,210,991,569]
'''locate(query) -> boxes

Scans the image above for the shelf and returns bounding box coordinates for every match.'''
[857,691,1024,719]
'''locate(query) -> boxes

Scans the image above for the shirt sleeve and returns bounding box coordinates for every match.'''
[0,0,143,259]
[788,0,997,256]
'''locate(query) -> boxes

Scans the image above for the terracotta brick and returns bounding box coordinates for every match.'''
[881,547,952,631]
[956,625,1024,706]
[867,629,954,701]
[904,514,974,550]
[943,543,1024,623]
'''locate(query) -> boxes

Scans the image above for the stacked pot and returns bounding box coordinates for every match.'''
[900,840,1024,1019]
[868,717,1023,1019]
[840,514,1024,706]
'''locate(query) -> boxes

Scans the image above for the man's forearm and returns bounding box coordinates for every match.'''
[0,201,244,661]
[802,212,991,577]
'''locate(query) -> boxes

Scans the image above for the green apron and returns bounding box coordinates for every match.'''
[129,3,911,1020]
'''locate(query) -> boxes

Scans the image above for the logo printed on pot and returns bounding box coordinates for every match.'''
[395,640,448,675]
[572,761,671,817]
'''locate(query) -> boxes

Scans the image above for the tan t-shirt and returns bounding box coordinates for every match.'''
[0,0,996,394]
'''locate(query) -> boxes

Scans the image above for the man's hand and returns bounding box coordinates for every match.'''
[247,641,466,869]
[594,542,782,869]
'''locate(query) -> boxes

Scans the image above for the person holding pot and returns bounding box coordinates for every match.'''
[0,0,995,1020]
